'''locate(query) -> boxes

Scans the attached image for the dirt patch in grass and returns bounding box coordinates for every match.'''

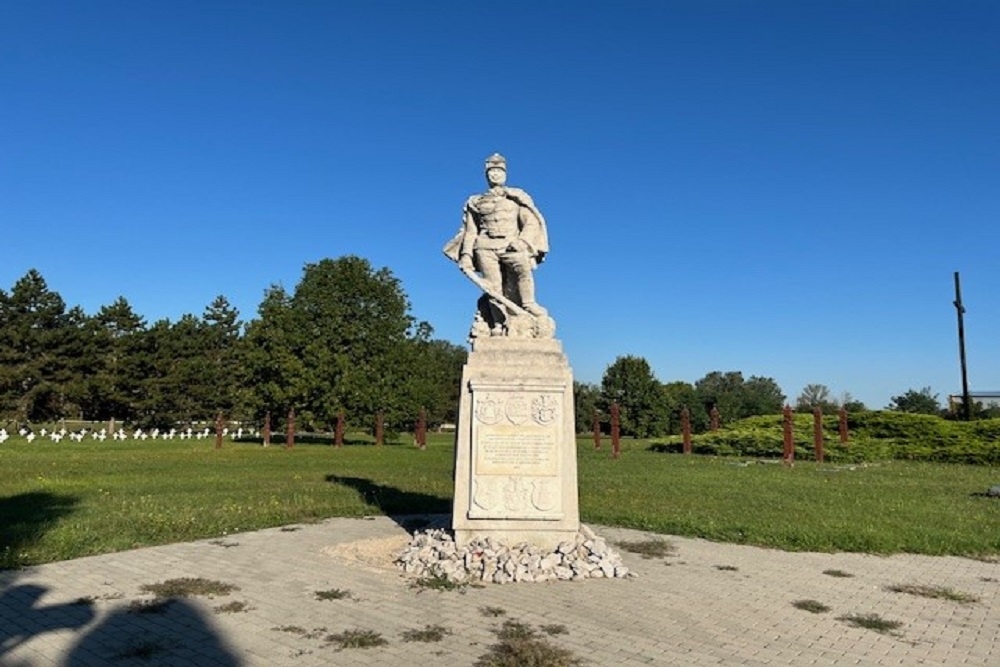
[325,629,388,650]
[886,583,980,604]
[615,539,676,559]
[401,624,452,642]
[837,612,903,635]
[792,599,831,614]
[139,577,238,598]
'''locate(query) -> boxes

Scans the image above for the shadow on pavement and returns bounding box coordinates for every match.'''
[62,598,242,666]
[0,584,95,662]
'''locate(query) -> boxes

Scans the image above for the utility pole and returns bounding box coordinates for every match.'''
[953,271,971,421]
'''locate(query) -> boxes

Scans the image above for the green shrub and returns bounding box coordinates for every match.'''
[651,412,1000,465]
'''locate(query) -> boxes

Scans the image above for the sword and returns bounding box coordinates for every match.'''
[459,266,529,316]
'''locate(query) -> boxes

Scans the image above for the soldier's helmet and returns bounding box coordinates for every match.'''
[484,153,507,172]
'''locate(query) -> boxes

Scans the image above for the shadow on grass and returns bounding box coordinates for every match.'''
[325,475,451,531]
[238,434,407,446]
[0,491,80,571]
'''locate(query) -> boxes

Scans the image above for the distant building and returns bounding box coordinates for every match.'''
[948,391,1000,412]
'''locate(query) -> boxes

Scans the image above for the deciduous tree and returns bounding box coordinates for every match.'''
[600,355,670,437]
[795,384,839,413]
[695,371,784,423]
[887,387,941,415]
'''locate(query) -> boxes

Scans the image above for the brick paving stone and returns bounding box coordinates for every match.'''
[1,516,997,665]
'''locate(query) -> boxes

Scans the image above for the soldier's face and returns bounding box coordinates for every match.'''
[486,168,506,186]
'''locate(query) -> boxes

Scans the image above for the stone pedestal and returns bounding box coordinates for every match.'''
[452,337,579,550]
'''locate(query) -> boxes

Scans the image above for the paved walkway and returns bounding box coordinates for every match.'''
[1,516,997,666]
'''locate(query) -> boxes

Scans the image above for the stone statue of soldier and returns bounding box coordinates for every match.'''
[444,154,554,338]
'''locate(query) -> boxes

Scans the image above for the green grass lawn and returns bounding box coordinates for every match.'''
[2,434,998,568]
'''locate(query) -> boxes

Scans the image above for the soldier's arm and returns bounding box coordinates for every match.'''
[458,200,478,264]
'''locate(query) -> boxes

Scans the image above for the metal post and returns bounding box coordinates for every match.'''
[954,271,971,421]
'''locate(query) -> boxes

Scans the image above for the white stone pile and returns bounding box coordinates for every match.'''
[395,525,631,584]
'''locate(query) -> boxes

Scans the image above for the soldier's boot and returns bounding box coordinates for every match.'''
[517,277,548,317]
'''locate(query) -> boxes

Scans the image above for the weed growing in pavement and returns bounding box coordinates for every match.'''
[273,625,306,634]
[968,554,1000,563]
[214,600,254,613]
[401,625,452,642]
[209,539,240,548]
[480,606,507,617]
[792,599,831,614]
[495,620,537,641]
[410,573,480,592]
[325,629,388,649]
[139,577,238,598]
[837,612,903,635]
[886,583,980,604]
[823,569,854,578]
[315,588,352,601]
[615,539,676,559]
[475,619,582,667]
[115,639,169,660]
[541,624,569,636]
[272,626,327,639]
[714,565,739,571]
[128,599,175,614]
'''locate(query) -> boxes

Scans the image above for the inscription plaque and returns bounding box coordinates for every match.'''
[476,425,557,476]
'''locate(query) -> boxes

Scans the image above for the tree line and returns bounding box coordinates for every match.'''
[3,258,978,437]
[575,356,791,437]
[0,257,466,433]
[577,357,988,438]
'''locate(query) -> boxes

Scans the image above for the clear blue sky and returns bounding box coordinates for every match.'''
[2,1,998,409]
